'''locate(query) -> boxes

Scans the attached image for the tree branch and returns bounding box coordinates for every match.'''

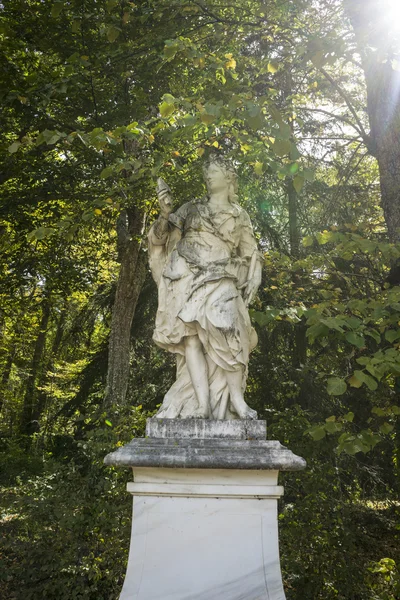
[319,67,372,150]
[300,107,364,138]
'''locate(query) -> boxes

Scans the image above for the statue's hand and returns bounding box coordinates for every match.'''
[156,177,173,218]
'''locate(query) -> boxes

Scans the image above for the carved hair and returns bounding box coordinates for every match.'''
[203,155,238,203]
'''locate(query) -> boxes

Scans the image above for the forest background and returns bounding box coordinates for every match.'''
[0,0,400,598]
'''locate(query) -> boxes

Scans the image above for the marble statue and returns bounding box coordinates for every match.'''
[148,156,263,420]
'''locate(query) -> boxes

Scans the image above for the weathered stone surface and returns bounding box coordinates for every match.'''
[104,437,306,471]
[148,157,263,420]
[145,418,266,440]
[120,470,286,599]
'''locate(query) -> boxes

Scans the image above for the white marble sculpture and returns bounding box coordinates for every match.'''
[148,156,263,420]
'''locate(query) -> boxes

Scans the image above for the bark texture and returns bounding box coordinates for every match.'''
[0,351,14,415]
[104,205,147,407]
[20,298,51,435]
[288,179,300,257]
[31,307,67,432]
[346,0,400,242]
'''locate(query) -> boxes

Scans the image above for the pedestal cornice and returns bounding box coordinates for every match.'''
[104,436,306,471]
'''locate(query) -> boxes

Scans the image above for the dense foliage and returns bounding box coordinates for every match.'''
[0,0,399,598]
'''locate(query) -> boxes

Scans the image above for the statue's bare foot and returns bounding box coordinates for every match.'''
[236,405,258,420]
[189,406,211,419]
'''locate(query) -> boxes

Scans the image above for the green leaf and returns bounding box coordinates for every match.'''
[254,161,264,176]
[345,332,365,349]
[273,139,291,157]
[360,430,381,450]
[267,61,279,73]
[38,129,61,145]
[278,122,291,140]
[344,412,355,422]
[181,114,197,126]
[327,377,347,396]
[159,102,175,118]
[269,105,283,123]
[349,373,363,388]
[162,93,175,105]
[306,322,329,342]
[372,406,387,416]
[365,363,383,381]
[338,432,374,455]
[106,0,118,12]
[8,141,21,153]
[201,102,222,125]
[346,440,370,454]
[164,40,180,59]
[200,112,215,125]
[356,357,370,366]
[105,419,113,427]
[246,102,260,118]
[46,133,61,145]
[32,227,56,240]
[354,370,378,391]
[316,230,333,245]
[320,317,346,332]
[365,329,381,344]
[309,425,326,441]
[325,421,343,434]
[290,145,301,160]
[246,113,264,130]
[51,1,64,18]
[379,422,394,434]
[385,329,400,343]
[216,67,226,84]
[302,235,314,247]
[293,175,305,194]
[107,25,121,43]
[100,166,113,179]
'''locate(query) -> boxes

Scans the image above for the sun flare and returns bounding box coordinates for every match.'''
[380,0,400,36]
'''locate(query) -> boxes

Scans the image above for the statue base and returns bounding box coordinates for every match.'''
[104,419,306,600]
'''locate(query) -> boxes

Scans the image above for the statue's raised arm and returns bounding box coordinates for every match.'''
[148,156,262,421]
[149,178,172,244]
[147,178,181,285]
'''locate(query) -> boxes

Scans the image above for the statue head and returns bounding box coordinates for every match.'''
[203,155,238,203]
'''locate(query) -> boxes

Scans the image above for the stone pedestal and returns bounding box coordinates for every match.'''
[104,419,306,600]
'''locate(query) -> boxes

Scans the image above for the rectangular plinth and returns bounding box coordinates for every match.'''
[146,418,266,440]
[120,468,286,600]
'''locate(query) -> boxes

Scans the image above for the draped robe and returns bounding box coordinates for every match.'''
[148,197,260,419]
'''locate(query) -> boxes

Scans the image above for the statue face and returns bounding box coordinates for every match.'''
[204,163,229,195]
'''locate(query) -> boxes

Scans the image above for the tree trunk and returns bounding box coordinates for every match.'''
[0,350,14,415]
[369,64,400,243]
[20,298,51,435]
[104,205,147,407]
[288,179,300,257]
[284,71,300,257]
[346,0,400,242]
[284,71,306,366]
[31,306,67,432]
